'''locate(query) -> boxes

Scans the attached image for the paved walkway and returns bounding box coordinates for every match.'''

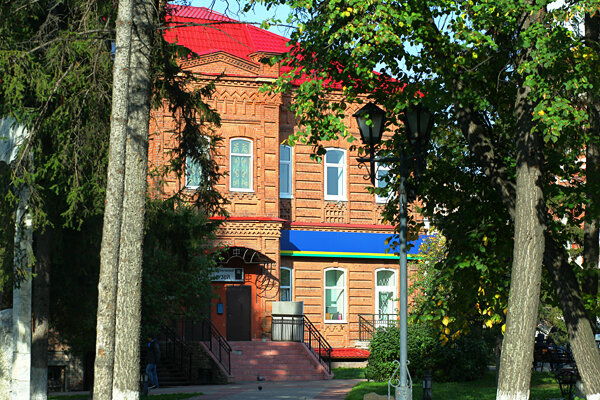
[152,379,362,400]
[51,379,362,400]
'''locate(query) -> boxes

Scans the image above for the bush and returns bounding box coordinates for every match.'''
[366,323,492,383]
[366,324,440,382]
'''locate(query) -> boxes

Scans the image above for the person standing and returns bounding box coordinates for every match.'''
[146,335,160,389]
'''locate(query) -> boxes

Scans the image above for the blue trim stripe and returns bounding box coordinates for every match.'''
[280,230,427,259]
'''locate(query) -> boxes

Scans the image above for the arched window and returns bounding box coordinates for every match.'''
[324,268,346,322]
[230,138,253,191]
[279,145,293,198]
[375,269,397,319]
[280,267,292,301]
[324,148,347,201]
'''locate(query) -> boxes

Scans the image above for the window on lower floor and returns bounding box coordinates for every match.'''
[375,269,397,318]
[324,268,346,322]
[280,267,292,301]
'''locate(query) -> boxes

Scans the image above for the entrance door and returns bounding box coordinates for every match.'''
[226,285,251,341]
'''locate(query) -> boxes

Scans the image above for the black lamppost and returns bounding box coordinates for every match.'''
[353,102,433,400]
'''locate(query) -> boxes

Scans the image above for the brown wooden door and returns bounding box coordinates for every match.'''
[226,285,251,341]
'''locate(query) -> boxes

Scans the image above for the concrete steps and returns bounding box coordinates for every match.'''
[230,341,332,382]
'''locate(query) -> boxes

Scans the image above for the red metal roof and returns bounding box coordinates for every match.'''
[319,348,371,359]
[164,5,290,61]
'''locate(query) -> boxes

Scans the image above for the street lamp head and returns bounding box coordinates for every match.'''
[403,104,433,148]
[353,103,386,147]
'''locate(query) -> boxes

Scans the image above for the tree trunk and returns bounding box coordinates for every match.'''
[111,0,154,398]
[544,237,600,399]
[583,12,600,316]
[93,0,134,397]
[497,43,545,399]
[11,185,33,400]
[31,230,52,400]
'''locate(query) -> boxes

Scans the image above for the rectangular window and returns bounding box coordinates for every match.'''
[324,149,346,201]
[279,145,292,198]
[375,163,391,203]
[324,269,346,322]
[230,138,253,191]
[185,157,202,189]
[280,267,292,301]
[185,138,209,189]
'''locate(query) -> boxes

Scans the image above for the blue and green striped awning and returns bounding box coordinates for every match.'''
[280,230,427,259]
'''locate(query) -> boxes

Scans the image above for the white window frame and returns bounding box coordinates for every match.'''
[229,138,253,192]
[375,268,397,318]
[324,268,347,323]
[279,145,293,198]
[280,267,292,301]
[375,163,392,203]
[324,148,347,201]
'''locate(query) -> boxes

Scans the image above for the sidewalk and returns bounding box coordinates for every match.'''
[151,379,362,400]
[50,379,362,400]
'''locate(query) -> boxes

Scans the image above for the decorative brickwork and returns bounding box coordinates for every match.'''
[324,201,348,224]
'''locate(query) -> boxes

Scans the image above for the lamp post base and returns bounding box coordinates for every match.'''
[395,385,412,400]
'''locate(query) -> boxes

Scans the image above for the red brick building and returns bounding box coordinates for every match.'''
[150,6,426,349]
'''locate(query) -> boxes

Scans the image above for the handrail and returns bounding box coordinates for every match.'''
[302,315,332,374]
[358,314,400,341]
[201,318,232,375]
[160,325,193,382]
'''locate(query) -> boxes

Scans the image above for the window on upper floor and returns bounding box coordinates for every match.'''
[230,138,253,192]
[185,157,202,189]
[324,268,346,322]
[376,163,392,203]
[185,138,210,189]
[279,145,293,198]
[324,148,347,201]
[280,267,292,301]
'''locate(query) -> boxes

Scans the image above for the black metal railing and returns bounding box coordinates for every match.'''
[160,325,193,382]
[201,318,231,375]
[302,315,332,374]
[358,314,400,341]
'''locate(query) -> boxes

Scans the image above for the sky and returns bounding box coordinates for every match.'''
[189,0,295,38]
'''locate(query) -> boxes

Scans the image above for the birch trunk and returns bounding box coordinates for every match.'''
[93,0,134,397]
[111,0,154,397]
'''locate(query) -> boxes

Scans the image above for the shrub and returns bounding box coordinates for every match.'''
[366,324,441,382]
[366,323,492,383]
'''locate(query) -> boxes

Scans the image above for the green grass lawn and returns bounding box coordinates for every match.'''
[333,367,368,379]
[49,393,201,400]
[344,370,563,400]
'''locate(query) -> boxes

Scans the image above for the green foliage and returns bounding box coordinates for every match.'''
[141,198,221,336]
[255,0,600,329]
[50,198,222,354]
[366,323,492,383]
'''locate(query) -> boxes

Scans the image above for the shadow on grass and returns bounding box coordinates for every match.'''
[345,371,562,400]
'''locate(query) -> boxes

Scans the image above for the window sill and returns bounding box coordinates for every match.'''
[324,197,348,202]
[279,194,293,199]
[324,320,347,324]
